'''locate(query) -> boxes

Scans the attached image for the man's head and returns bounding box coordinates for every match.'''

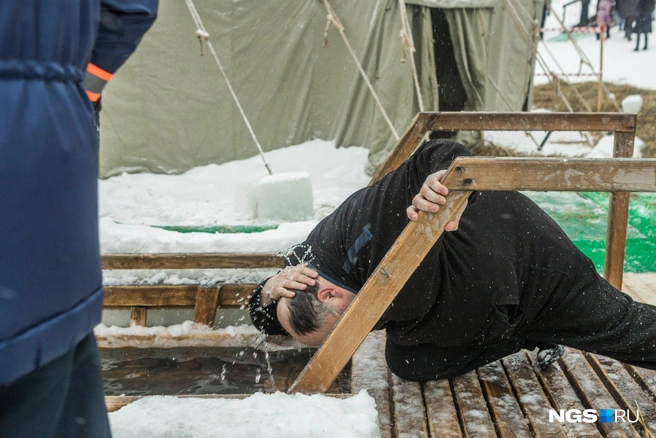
[276,277,356,346]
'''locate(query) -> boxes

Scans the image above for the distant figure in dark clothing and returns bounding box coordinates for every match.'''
[580,0,591,24]
[249,140,656,382]
[634,0,655,49]
[621,0,641,38]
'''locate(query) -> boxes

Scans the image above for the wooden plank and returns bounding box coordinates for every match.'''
[604,131,636,290]
[369,113,439,185]
[626,365,656,400]
[624,273,656,305]
[501,352,567,438]
[441,157,656,192]
[103,284,257,308]
[351,331,392,438]
[96,333,298,350]
[288,166,472,393]
[621,274,651,303]
[129,307,147,326]
[528,351,602,437]
[427,112,637,133]
[192,287,221,326]
[477,360,532,437]
[102,253,285,270]
[451,371,496,437]
[560,348,640,437]
[424,379,463,438]
[391,375,428,438]
[585,353,656,436]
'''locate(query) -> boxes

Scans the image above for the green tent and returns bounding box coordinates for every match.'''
[99,0,542,178]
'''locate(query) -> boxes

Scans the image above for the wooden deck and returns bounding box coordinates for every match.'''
[353,273,656,438]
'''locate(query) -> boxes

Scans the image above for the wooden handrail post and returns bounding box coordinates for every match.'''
[129,307,147,327]
[193,286,222,326]
[603,131,635,289]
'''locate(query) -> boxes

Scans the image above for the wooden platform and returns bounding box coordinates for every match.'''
[355,273,656,438]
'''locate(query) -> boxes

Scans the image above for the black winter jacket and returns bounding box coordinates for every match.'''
[249,140,582,348]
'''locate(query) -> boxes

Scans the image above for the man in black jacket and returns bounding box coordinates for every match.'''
[249,140,656,381]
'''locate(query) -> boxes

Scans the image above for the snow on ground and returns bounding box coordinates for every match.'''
[537,0,655,89]
[99,140,369,254]
[109,391,381,438]
[484,130,645,157]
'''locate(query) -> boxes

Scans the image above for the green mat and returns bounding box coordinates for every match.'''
[152,224,279,234]
[546,32,594,42]
[526,192,656,273]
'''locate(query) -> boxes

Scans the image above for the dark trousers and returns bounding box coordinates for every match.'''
[0,334,111,438]
[387,261,656,381]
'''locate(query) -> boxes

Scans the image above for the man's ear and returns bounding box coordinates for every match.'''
[317,287,343,302]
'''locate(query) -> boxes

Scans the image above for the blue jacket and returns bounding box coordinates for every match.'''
[0,0,157,385]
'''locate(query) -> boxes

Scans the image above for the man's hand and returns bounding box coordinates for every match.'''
[260,264,319,305]
[406,169,466,231]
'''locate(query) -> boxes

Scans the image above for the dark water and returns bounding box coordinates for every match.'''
[102,347,351,396]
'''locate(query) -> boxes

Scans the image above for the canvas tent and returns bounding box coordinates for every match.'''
[99,0,543,178]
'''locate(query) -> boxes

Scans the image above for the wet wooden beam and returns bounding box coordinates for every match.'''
[442,157,656,193]
[604,131,636,290]
[102,253,285,270]
[129,307,147,326]
[452,371,496,437]
[501,352,567,438]
[103,284,255,308]
[424,380,462,438]
[370,113,440,185]
[192,287,221,326]
[478,361,532,437]
[528,351,601,437]
[289,163,472,393]
[586,353,656,436]
[560,348,640,437]
[351,331,392,438]
[428,112,637,133]
[391,376,428,438]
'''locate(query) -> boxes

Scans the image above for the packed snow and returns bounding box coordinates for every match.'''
[109,391,382,438]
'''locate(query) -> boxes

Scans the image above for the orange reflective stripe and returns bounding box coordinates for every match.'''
[86,63,113,81]
[86,89,101,102]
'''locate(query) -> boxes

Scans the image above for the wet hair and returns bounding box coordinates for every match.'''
[283,280,340,336]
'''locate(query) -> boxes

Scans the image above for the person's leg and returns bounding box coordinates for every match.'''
[0,333,110,438]
[385,337,524,382]
[526,258,656,370]
[55,334,111,438]
[635,32,641,50]
[644,33,648,50]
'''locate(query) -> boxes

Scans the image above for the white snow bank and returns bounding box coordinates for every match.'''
[99,140,369,254]
[94,321,259,337]
[484,129,645,158]
[109,391,382,438]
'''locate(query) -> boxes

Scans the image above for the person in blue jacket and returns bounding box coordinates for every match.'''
[0,1,157,436]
